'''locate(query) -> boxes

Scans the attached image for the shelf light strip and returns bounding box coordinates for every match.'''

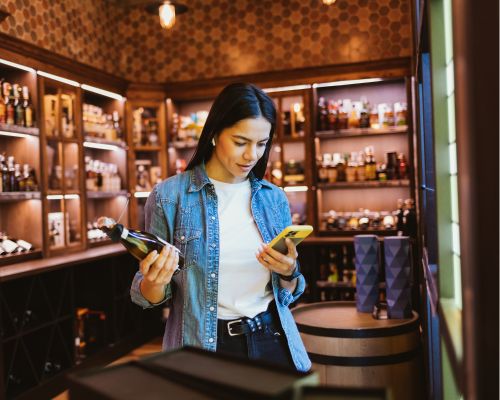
[0,58,36,73]
[81,84,124,101]
[0,130,31,138]
[37,70,80,87]
[134,191,151,198]
[46,194,80,200]
[313,78,383,88]
[263,84,312,93]
[283,186,308,192]
[83,141,121,151]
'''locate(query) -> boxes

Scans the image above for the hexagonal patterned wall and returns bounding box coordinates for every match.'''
[0,0,412,83]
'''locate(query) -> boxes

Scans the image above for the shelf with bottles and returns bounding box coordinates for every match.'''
[315,79,408,134]
[46,195,84,251]
[166,98,211,177]
[316,125,408,139]
[317,197,417,237]
[84,153,127,195]
[0,63,38,133]
[42,82,79,141]
[318,180,410,190]
[86,190,129,248]
[82,89,126,148]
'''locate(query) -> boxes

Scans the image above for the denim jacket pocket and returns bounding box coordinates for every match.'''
[174,227,201,268]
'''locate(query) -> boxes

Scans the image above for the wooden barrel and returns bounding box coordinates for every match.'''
[293,301,422,400]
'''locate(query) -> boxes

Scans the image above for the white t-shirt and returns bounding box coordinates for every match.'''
[210,177,273,320]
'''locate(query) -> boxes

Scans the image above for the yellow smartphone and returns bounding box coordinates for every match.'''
[268,225,313,254]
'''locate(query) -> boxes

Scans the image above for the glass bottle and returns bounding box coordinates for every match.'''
[397,153,408,179]
[14,85,24,127]
[327,99,337,131]
[317,97,328,131]
[22,86,34,128]
[97,216,185,269]
[5,83,15,125]
[0,79,5,124]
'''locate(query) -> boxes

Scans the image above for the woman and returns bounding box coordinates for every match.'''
[130,82,311,372]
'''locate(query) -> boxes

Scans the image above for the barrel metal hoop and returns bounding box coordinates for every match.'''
[297,318,420,338]
[308,346,421,366]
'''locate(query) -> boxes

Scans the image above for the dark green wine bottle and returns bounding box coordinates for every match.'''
[97,217,184,272]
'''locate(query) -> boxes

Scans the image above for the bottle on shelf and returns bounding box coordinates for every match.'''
[327,99,337,131]
[5,83,15,125]
[317,97,328,131]
[0,79,5,124]
[397,153,408,179]
[403,198,417,237]
[345,152,357,183]
[14,84,24,127]
[396,198,405,235]
[22,86,34,128]
[356,151,365,181]
[359,98,370,128]
[96,216,185,269]
[334,153,346,182]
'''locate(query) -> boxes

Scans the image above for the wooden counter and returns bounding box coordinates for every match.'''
[0,244,127,282]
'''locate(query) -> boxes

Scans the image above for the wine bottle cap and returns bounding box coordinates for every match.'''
[96,216,116,230]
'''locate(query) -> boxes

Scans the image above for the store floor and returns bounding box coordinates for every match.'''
[52,336,163,400]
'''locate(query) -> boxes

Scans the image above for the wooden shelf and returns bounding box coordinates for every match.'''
[133,145,162,152]
[316,125,408,139]
[282,136,306,143]
[0,192,41,202]
[88,237,113,247]
[87,190,129,199]
[0,250,43,267]
[316,229,398,237]
[317,180,410,189]
[170,140,198,149]
[83,136,128,149]
[0,243,125,282]
[316,280,386,289]
[0,123,39,137]
[46,136,79,143]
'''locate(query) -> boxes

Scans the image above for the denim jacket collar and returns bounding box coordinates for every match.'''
[188,163,273,193]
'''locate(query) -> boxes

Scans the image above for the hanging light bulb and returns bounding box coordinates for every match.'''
[322,0,337,4]
[159,1,176,29]
[145,1,187,30]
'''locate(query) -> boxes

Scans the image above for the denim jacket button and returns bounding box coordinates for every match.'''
[210,273,216,278]
[209,306,215,311]
[211,216,215,221]
[211,243,216,248]
[208,338,214,343]
[180,235,185,241]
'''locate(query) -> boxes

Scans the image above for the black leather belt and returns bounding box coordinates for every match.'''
[218,309,275,337]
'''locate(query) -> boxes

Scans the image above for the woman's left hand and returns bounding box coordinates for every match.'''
[255,238,298,277]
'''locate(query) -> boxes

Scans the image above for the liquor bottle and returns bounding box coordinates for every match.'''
[0,79,5,124]
[403,198,417,237]
[5,83,15,125]
[26,165,38,191]
[22,86,34,128]
[97,217,185,270]
[0,153,8,192]
[14,163,22,191]
[397,153,408,179]
[327,100,337,130]
[395,198,405,235]
[7,156,17,191]
[317,97,328,131]
[14,85,24,127]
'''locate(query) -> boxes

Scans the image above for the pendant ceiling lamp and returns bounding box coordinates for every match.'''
[322,0,337,4]
[145,1,188,30]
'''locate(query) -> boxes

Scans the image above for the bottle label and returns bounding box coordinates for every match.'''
[121,227,129,239]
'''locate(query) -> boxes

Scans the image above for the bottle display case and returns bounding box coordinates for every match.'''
[40,77,85,255]
[126,100,166,230]
[0,63,42,266]
[165,97,211,177]
[267,89,314,226]
[82,89,129,246]
[313,79,414,236]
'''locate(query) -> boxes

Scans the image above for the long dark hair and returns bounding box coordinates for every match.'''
[186,82,276,179]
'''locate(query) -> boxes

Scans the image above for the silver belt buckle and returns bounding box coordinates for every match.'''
[227,319,243,336]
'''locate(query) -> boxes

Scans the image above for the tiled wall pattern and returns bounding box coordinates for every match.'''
[0,0,123,76]
[0,0,411,83]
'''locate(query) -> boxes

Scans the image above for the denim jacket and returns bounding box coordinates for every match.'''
[130,163,311,372]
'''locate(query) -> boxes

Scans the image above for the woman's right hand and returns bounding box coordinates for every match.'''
[139,245,179,303]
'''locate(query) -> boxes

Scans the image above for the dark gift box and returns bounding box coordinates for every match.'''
[69,346,318,400]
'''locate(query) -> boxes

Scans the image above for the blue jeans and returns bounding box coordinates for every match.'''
[216,303,296,370]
